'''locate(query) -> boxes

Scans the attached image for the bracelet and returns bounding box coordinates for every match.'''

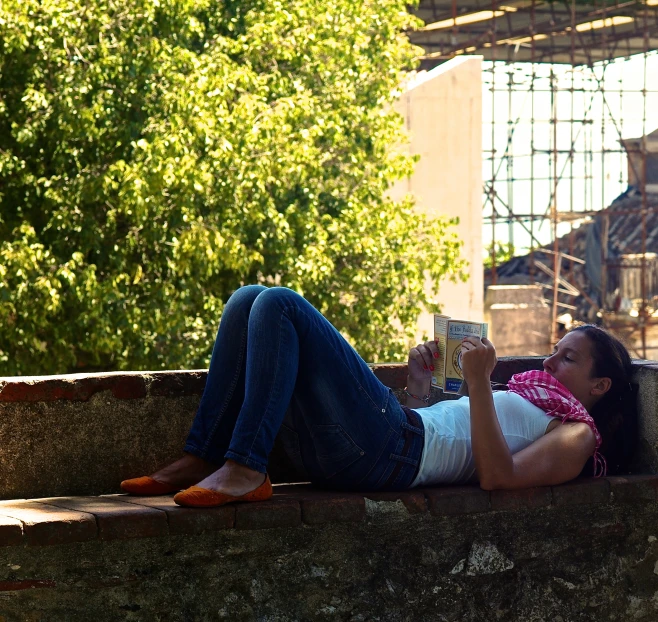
[404,388,431,404]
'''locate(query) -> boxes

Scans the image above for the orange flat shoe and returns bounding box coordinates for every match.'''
[120,476,181,496]
[173,475,272,508]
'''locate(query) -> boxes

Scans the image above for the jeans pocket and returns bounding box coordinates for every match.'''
[310,424,365,480]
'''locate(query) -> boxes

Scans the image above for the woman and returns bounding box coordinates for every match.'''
[120,286,637,506]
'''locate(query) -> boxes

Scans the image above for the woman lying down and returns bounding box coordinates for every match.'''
[119,286,637,506]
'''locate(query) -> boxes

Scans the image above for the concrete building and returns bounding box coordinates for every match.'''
[621,128,658,195]
[389,56,484,338]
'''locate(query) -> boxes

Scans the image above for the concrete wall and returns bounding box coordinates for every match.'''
[390,56,484,336]
[484,285,552,356]
[3,480,658,621]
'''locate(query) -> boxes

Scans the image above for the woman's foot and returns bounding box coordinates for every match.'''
[192,459,266,496]
[121,454,217,495]
[173,460,271,507]
[149,454,218,489]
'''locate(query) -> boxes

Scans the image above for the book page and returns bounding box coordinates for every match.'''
[432,314,450,389]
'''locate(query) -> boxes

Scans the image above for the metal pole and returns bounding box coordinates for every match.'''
[551,66,560,345]
[490,0,498,285]
[640,3,650,359]
[529,0,536,281]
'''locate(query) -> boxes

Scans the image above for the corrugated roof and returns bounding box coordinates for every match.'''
[410,1,658,67]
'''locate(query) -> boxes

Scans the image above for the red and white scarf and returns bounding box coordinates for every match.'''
[507,370,606,477]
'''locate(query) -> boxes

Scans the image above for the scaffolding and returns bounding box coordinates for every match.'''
[409,0,658,358]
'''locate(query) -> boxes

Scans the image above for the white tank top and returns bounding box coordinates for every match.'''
[411,391,558,487]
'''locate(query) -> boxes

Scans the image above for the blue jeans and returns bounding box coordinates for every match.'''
[184,286,424,491]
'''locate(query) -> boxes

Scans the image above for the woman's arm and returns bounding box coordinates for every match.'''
[461,337,595,490]
[487,422,596,489]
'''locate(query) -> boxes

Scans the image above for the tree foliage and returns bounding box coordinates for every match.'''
[0,0,466,374]
[483,242,517,270]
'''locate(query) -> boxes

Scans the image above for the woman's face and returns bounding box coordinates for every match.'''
[542,331,610,410]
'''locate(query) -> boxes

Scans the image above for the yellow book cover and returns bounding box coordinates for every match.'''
[433,315,488,394]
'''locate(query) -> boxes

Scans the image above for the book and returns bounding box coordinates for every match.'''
[432,314,488,394]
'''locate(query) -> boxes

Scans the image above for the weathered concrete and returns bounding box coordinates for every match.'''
[0,372,203,500]
[633,363,658,474]
[484,285,552,356]
[1,485,658,621]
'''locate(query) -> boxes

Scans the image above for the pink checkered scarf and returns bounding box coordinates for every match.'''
[507,370,606,477]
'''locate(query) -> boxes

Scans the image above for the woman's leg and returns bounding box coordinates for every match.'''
[146,285,267,488]
[184,284,267,462]
[187,287,422,496]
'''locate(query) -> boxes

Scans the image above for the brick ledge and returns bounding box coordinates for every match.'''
[0,475,655,548]
[0,359,552,402]
[0,358,651,403]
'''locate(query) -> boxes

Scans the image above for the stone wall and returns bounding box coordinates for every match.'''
[2,359,658,621]
[1,477,658,620]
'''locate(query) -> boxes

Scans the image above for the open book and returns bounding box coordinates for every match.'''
[432,314,488,394]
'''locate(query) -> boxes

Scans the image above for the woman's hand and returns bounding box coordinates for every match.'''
[407,339,440,386]
[405,339,439,407]
[461,337,497,385]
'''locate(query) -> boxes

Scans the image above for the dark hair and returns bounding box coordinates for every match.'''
[570,324,637,475]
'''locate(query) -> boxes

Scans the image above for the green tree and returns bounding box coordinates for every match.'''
[0,0,466,375]
[483,242,517,270]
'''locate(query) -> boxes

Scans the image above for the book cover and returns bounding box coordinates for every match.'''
[432,315,488,394]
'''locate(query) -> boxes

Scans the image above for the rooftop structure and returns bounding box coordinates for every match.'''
[621,127,658,192]
[410,1,658,67]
